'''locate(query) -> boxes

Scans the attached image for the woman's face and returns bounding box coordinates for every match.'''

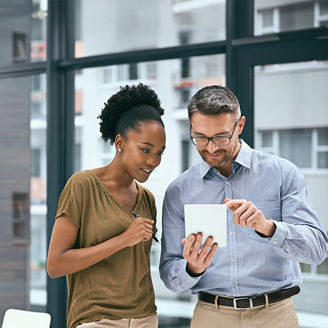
[118,121,166,183]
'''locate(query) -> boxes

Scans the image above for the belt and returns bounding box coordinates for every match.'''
[198,286,300,310]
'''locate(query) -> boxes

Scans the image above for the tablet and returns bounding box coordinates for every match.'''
[184,204,227,247]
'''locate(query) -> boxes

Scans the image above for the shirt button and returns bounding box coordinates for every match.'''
[273,240,278,245]
[230,232,235,236]
[232,283,237,288]
[232,258,236,263]
[225,181,230,184]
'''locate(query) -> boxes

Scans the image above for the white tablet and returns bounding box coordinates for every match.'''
[184,204,227,247]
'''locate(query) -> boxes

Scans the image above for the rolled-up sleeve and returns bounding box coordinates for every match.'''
[159,183,203,292]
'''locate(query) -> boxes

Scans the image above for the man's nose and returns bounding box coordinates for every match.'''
[205,139,218,153]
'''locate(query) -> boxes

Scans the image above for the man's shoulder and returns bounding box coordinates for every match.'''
[251,148,298,172]
[166,162,202,191]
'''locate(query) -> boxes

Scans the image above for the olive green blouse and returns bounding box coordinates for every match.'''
[55,170,157,328]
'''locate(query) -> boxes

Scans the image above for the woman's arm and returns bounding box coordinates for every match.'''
[47,214,154,278]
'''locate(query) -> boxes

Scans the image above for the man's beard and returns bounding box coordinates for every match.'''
[198,144,237,170]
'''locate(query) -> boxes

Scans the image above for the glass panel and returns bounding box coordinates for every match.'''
[299,263,311,273]
[262,9,274,27]
[318,152,328,168]
[317,258,328,274]
[262,131,273,147]
[74,54,225,324]
[254,0,315,35]
[0,74,47,317]
[0,0,47,67]
[255,61,328,323]
[279,2,313,32]
[320,0,328,16]
[318,128,328,146]
[29,73,48,310]
[73,0,226,58]
[279,129,312,168]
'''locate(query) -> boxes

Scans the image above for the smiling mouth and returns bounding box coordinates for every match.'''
[141,168,152,173]
[207,151,224,157]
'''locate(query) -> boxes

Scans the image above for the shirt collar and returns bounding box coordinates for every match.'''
[199,139,252,179]
[235,139,252,169]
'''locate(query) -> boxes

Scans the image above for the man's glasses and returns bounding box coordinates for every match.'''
[190,120,239,147]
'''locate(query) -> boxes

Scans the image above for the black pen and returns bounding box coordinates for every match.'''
[131,211,159,243]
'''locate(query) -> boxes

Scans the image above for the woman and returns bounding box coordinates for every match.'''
[47,84,166,328]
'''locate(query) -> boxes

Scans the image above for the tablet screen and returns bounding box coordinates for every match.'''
[184,204,227,247]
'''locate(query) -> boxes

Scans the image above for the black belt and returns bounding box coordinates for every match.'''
[198,286,300,310]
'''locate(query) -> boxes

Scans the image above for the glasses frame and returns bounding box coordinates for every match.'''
[190,119,240,147]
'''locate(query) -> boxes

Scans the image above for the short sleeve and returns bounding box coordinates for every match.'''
[56,173,83,228]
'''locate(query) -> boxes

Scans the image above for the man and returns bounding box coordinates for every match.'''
[159,85,328,328]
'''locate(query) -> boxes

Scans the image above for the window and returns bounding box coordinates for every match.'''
[31,102,42,118]
[255,60,328,321]
[74,0,226,58]
[258,128,328,170]
[102,68,115,84]
[74,143,81,172]
[280,129,312,169]
[316,0,328,27]
[102,62,158,86]
[31,148,41,177]
[0,0,47,67]
[0,74,47,315]
[280,2,314,32]
[255,0,320,35]
[74,54,225,324]
[129,63,138,80]
[32,75,41,92]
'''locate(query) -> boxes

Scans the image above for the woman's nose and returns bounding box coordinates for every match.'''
[147,155,160,167]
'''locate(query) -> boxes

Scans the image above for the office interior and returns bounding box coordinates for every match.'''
[0,0,328,327]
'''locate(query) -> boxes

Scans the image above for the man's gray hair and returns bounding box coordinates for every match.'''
[187,85,241,120]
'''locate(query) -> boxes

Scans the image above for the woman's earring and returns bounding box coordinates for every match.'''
[118,148,121,152]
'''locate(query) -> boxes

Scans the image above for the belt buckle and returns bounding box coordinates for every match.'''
[233,297,253,310]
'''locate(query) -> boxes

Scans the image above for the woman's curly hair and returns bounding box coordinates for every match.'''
[98,83,164,144]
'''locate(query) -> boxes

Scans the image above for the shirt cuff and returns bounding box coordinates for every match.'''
[177,259,204,289]
[268,220,288,247]
[186,263,206,277]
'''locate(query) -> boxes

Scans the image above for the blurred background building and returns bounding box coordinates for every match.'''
[0,0,327,327]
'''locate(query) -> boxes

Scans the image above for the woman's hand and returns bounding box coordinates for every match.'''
[47,215,154,278]
[121,217,154,247]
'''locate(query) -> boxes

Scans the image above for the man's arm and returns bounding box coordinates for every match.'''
[271,162,328,264]
[159,184,205,292]
[225,162,328,264]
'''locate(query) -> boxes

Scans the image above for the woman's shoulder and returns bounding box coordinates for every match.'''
[137,183,155,203]
[66,170,96,188]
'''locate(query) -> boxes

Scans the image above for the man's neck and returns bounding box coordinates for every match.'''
[214,140,242,177]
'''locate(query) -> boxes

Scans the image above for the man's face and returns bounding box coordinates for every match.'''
[190,112,245,172]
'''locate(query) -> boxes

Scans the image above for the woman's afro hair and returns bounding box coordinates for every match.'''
[98,83,164,144]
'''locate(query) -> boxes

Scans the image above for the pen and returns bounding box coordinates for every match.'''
[131,211,159,243]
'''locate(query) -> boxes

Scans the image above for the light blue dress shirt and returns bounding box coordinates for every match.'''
[159,140,328,297]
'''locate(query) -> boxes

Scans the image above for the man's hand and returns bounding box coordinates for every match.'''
[182,233,218,275]
[224,198,276,237]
